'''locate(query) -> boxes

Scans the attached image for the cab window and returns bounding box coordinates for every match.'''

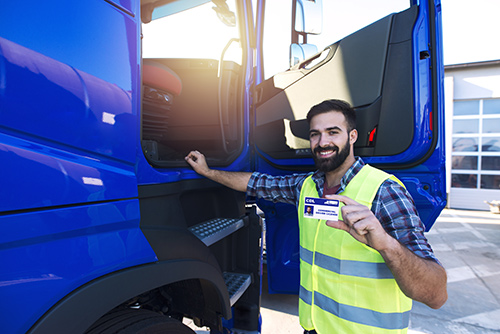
[262,0,410,80]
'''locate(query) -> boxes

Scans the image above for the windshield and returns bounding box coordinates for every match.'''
[142,0,241,63]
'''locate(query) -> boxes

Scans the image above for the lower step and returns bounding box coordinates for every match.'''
[223,272,251,306]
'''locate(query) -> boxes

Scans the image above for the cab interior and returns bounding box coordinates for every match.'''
[140,0,244,167]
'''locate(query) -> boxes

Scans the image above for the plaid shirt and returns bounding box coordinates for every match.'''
[247,157,438,263]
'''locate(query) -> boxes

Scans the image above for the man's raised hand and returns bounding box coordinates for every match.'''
[184,150,252,192]
[325,194,393,251]
[185,150,210,177]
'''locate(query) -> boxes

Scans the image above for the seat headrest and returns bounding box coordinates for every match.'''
[143,59,182,96]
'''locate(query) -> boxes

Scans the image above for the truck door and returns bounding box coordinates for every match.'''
[0,2,159,333]
[254,0,445,294]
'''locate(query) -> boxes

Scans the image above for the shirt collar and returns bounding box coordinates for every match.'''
[311,157,365,197]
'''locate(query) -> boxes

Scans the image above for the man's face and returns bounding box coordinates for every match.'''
[308,111,356,173]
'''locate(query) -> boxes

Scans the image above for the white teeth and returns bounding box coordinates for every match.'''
[319,151,333,156]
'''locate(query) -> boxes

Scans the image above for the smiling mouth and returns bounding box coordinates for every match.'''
[315,147,338,158]
[319,150,334,157]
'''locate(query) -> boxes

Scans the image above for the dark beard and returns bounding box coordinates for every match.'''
[312,138,351,173]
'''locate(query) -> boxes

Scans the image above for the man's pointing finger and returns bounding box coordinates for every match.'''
[325,194,359,206]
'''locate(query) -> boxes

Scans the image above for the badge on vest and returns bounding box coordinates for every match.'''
[303,197,339,220]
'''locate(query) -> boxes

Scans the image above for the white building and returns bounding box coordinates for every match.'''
[444,60,500,210]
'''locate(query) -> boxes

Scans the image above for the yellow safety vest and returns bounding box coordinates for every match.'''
[298,165,412,334]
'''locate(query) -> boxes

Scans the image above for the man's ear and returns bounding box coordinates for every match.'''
[349,129,358,145]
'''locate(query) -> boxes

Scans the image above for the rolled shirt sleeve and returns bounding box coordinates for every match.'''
[246,171,311,206]
[373,179,440,263]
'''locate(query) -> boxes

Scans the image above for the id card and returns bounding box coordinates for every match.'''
[303,197,339,221]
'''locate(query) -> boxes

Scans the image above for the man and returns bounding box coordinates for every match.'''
[185,99,447,334]
[305,205,314,216]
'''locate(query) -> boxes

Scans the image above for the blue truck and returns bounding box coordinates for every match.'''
[0,0,446,333]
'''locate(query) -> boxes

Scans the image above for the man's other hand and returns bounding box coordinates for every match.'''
[185,150,210,176]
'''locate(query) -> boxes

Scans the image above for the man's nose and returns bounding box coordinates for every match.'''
[318,134,330,147]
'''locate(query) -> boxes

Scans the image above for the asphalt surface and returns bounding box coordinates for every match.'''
[259,208,500,334]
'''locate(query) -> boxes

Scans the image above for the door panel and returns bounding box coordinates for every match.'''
[255,2,446,294]
[0,1,139,211]
[254,6,418,162]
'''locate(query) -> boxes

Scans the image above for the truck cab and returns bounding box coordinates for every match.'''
[0,0,445,333]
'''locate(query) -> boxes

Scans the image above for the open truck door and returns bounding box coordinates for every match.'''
[253,0,446,294]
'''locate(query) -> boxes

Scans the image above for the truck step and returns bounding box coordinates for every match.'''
[223,272,252,306]
[189,218,245,246]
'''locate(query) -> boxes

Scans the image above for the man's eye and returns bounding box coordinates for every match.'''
[310,133,318,138]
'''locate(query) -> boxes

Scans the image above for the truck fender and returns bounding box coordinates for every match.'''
[27,259,230,334]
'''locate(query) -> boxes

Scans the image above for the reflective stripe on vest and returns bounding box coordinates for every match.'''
[299,287,410,330]
[298,164,412,334]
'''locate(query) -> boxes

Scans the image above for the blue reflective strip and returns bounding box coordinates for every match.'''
[315,252,394,279]
[300,246,314,265]
[314,291,410,330]
[300,246,394,279]
[299,285,313,305]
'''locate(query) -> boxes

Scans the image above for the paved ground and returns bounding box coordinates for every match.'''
[260,208,500,334]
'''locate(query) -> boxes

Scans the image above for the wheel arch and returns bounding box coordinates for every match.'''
[27,259,231,334]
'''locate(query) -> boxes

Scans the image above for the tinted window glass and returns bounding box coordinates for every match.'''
[452,156,478,170]
[453,119,479,134]
[481,175,500,189]
[308,0,410,47]
[454,100,479,116]
[483,137,500,151]
[484,99,500,115]
[482,156,500,170]
[262,0,410,80]
[483,118,500,133]
[452,137,478,152]
[452,174,477,188]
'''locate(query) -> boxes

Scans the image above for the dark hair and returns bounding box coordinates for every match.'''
[306,99,356,132]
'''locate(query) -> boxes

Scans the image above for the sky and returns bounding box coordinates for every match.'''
[441,0,500,65]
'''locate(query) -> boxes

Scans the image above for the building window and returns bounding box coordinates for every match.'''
[451,98,500,190]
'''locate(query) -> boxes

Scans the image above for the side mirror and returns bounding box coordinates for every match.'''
[212,0,236,27]
[294,0,323,35]
[290,43,318,67]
